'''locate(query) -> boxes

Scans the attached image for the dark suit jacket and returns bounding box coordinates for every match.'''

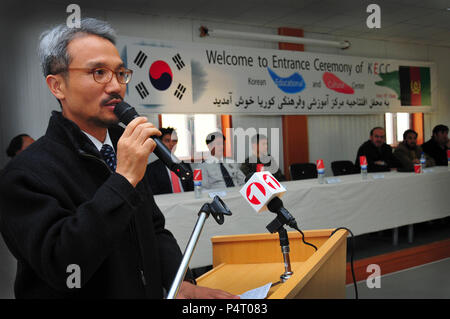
[240,155,286,182]
[0,111,191,298]
[422,138,448,166]
[355,140,399,172]
[147,159,194,195]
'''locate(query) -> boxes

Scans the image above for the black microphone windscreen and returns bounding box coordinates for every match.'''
[267,196,283,213]
[244,173,253,183]
[114,101,138,125]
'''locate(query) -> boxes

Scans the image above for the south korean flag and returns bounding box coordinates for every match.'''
[126,45,192,110]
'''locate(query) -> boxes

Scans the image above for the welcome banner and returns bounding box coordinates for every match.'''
[117,36,436,115]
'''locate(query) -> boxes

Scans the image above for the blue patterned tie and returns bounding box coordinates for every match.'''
[100,144,117,171]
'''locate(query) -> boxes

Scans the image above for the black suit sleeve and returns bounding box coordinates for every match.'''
[146,160,173,195]
[0,169,142,292]
[181,163,194,192]
[385,145,401,169]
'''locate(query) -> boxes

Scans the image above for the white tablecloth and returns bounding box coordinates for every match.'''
[155,167,450,268]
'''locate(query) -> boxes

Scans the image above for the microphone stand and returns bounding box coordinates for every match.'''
[166,196,232,299]
[266,211,294,282]
[278,227,293,282]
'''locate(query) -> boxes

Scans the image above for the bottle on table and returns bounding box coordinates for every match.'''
[316,159,325,184]
[193,169,202,198]
[420,152,426,173]
[359,155,368,180]
[447,150,450,170]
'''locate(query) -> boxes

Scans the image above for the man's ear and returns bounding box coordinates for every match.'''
[46,74,66,100]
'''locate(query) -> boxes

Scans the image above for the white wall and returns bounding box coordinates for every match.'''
[308,114,385,175]
[1,1,449,172]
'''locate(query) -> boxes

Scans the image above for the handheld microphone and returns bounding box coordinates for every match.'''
[114,101,191,180]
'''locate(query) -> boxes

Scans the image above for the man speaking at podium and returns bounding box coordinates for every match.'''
[0,18,237,299]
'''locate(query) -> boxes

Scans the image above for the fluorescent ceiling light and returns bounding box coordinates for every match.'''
[200,26,351,49]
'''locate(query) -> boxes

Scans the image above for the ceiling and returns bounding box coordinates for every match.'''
[44,0,450,48]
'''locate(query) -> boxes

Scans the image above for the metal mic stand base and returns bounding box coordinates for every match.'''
[278,228,293,282]
[266,218,294,283]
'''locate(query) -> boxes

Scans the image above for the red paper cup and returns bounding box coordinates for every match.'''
[414,163,421,174]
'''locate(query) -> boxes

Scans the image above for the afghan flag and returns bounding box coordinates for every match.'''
[399,66,431,106]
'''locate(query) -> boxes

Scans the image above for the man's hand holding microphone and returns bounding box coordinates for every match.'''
[116,116,161,187]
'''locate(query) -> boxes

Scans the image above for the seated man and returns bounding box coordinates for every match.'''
[421,124,449,166]
[355,127,399,172]
[240,134,286,181]
[6,134,35,158]
[195,131,245,190]
[394,129,435,171]
[146,127,194,195]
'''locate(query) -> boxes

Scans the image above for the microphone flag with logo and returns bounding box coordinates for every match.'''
[240,171,286,213]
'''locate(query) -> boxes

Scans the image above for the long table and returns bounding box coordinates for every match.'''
[155,167,450,268]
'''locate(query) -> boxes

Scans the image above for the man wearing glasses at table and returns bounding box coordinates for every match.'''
[0,18,237,299]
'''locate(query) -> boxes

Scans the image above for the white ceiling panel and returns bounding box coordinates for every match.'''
[41,0,450,48]
[232,5,297,25]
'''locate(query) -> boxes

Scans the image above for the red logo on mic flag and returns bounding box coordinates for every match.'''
[263,173,281,190]
[240,171,286,213]
[359,156,368,167]
[246,182,266,205]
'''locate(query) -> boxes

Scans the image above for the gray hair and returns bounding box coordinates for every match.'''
[38,18,117,77]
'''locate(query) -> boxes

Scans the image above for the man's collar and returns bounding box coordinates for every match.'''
[82,130,114,152]
[46,111,122,157]
[46,111,98,155]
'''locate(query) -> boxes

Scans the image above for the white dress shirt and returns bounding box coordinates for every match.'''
[82,130,114,152]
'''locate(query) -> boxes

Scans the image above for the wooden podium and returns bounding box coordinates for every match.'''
[196,229,347,299]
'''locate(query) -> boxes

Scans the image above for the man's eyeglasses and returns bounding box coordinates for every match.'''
[66,67,133,84]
